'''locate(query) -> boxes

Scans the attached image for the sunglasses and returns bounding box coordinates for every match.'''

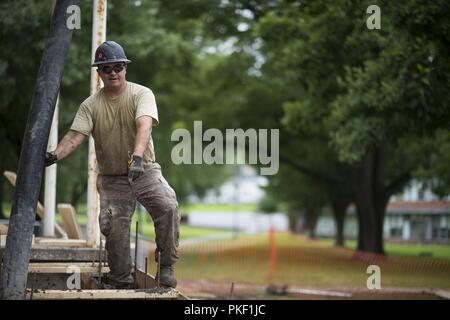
[98,63,125,74]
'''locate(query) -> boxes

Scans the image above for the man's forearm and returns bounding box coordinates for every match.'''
[54,130,86,161]
[133,116,153,157]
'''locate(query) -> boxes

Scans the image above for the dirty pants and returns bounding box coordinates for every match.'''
[97,162,180,285]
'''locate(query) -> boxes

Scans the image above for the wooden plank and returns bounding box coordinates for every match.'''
[4,171,67,238]
[136,268,157,289]
[34,238,87,247]
[57,204,82,239]
[24,289,179,300]
[26,273,70,291]
[0,247,106,262]
[0,223,8,234]
[433,289,450,300]
[287,287,352,298]
[1,234,35,246]
[28,262,109,274]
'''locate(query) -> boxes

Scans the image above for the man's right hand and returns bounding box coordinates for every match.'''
[45,151,58,167]
[128,155,145,183]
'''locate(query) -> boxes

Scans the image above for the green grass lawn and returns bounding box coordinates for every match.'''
[319,238,450,260]
[180,203,257,213]
[175,233,450,289]
[385,243,450,259]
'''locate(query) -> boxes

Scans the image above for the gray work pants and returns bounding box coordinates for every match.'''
[97,162,180,285]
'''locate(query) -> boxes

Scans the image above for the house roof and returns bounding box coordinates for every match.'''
[387,201,450,214]
[346,201,450,215]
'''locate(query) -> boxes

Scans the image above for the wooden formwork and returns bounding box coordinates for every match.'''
[23,265,184,300]
[24,288,180,300]
[1,230,187,300]
[27,262,110,274]
[3,238,187,300]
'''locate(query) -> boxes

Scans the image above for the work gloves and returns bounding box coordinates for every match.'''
[45,151,58,167]
[128,155,144,183]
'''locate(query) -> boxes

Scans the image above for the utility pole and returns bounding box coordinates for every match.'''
[0,0,79,299]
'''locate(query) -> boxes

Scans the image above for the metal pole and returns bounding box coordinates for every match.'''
[43,97,59,237]
[144,257,148,289]
[98,237,103,285]
[228,282,234,300]
[30,273,36,300]
[86,0,107,247]
[134,221,139,287]
[157,251,161,288]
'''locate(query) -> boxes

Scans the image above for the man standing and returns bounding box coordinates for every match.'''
[45,41,180,289]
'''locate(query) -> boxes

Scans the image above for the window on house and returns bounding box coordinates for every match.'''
[390,227,403,237]
[418,189,425,201]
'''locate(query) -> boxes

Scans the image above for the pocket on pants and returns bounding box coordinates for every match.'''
[158,176,177,201]
[99,208,113,236]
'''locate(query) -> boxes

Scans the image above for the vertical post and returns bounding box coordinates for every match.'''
[144,257,148,289]
[157,251,161,288]
[43,97,59,237]
[267,225,276,284]
[98,237,103,285]
[134,221,139,287]
[86,0,107,247]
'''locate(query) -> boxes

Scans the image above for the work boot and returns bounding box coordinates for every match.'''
[102,274,135,289]
[156,265,177,288]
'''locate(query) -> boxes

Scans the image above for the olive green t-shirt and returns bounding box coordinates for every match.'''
[70,81,159,175]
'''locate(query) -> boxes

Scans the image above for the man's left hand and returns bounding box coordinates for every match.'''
[128,155,144,183]
[45,151,58,167]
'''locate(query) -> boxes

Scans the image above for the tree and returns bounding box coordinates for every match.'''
[259,0,450,253]
[327,1,450,252]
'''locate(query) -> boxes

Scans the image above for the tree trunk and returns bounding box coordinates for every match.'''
[0,0,78,299]
[354,150,380,253]
[304,203,319,239]
[355,192,381,253]
[353,145,391,254]
[332,201,348,247]
[288,213,297,233]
